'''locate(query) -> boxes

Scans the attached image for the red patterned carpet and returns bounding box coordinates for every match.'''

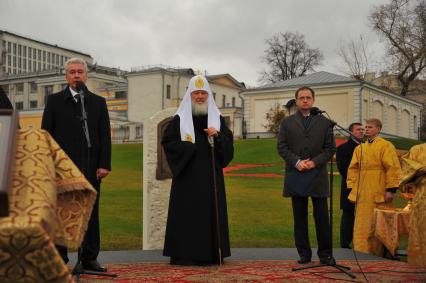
[79,260,426,282]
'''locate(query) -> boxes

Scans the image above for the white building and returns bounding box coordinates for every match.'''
[0,30,93,76]
[127,66,245,138]
[241,71,423,139]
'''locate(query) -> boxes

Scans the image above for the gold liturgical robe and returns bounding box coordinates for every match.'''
[0,129,97,283]
[400,143,426,267]
[347,137,401,255]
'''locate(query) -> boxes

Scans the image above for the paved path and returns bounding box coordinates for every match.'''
[70,248,382,264]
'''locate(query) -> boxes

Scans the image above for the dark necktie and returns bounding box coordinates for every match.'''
[303,115,310,128]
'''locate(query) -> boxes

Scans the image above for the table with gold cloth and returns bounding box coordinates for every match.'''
[370,208,411,257]
[0,129,97,283]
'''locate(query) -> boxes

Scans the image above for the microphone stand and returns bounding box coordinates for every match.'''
[208,135,223,266]
[292,112,356,279]
[72,91,117,281]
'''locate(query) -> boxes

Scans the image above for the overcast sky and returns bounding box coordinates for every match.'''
[0,0,389,87]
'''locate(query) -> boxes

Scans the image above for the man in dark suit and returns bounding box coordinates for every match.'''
[336,123,364,249]
[277,86,336,264]
[42,58,111,272]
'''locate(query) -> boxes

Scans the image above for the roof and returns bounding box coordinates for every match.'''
[206,73,246,90]
[252,71,358,90]
[242,71,423,107]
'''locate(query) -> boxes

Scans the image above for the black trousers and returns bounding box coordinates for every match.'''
[340,209,354,248]
[56,185,101,263]
[291,196,332,260]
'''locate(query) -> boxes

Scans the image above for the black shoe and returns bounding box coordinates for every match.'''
[297,258,311,264]
[320,256,336,265]
[82,260,107,272]
[170,258,198,266]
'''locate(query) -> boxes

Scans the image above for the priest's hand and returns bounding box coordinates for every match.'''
[97,168,110,180]
[384,192,394,203]
[204,127,218,137]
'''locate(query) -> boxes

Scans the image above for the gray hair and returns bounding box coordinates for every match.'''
[64,57,88,72]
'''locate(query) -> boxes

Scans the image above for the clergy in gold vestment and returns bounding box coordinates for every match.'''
[400,143,426,267]
[347,119,401,255]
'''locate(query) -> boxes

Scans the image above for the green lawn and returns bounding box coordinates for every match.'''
[98,136,420,250]
[100,143,143,250]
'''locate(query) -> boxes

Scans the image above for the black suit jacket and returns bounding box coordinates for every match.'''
[336,138,358,210]
[0,86,13,109]
[277,110,336,197]
[41,87,111,187]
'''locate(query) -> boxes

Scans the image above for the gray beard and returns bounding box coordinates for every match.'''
[192,101,208,116]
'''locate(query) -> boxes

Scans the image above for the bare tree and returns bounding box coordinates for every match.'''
[369,0,426,96]
[259,32,323,84]
[263,102,287,136]
[338,35,374,80]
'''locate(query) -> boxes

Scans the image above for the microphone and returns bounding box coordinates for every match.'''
[310,107,325,115]
[75,81,87,96]
[208,136,214,147]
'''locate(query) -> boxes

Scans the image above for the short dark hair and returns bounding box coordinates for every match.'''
[348,122,362,132]
[295,86,315,99]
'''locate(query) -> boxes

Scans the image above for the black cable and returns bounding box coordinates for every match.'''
[351,138,369,283]
[324,111,369,283]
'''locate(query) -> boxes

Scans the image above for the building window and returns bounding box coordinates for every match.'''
[115,91,127,99]
[232,97,236,107]
[45,85,53,95]
[222,95,226,108]
[166,84,171,99]
[16,83,24,92]
[15,102,23,110]
[44,85,53,105]
[0,85,9,94]
[30,100,38,108]
[30,82,37,93]
[414,115,418,133]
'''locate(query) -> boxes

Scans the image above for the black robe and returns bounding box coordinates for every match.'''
[162,114,233,262]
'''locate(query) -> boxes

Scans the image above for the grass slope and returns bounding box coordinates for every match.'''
[99,135,417,250]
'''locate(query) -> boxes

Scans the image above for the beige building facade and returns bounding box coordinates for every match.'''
[241,71,422,140]
[127,66,245,138]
